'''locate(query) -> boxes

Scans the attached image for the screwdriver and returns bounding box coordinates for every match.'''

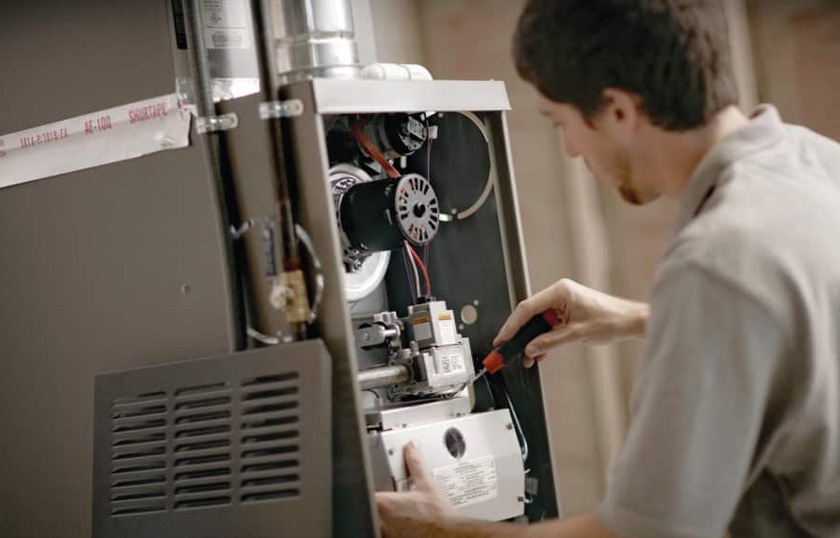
[472,308,562,382]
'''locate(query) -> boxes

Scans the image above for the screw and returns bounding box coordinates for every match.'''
[388,448,395,456]
[506,423,513,430]
[517,496,525,502]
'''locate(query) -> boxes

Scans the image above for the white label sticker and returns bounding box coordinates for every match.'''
[414,321,432,341]
[0,94,191,191]
[202,0,250,49]
[439,319,457,343]
[438,352,464,375]
[433,456,498,508]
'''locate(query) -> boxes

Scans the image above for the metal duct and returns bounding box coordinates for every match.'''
[270,0,360,85]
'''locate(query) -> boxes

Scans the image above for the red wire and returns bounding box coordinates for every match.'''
[350,118,430,296]
[350,119,401,179]
[405,241,431,297]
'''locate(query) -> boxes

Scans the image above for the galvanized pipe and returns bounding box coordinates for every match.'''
[357,364,411,390]
[269,0,360,85]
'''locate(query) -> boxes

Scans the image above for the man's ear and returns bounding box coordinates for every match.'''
[600,88,642,140]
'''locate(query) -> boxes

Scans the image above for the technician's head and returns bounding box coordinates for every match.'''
[513,0,739,204]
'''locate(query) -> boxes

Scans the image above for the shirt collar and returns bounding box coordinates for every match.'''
[674,104,786,233]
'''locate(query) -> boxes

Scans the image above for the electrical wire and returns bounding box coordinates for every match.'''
[405,241,431,297]
[246,327,280,345]
[406,245,421,299]
[294,224,324,324]
[402,247,418,303]
[423,117,433,270]
[504,389,529,463]
[350,118,401,179]
[453,111,495,220]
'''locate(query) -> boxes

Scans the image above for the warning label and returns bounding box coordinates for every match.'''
[437,352,464,375]
[201,0,250,49]
[439,318,457,343]
[433,456,498,508]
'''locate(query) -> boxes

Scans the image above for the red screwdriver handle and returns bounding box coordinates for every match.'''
[482,308,561,374]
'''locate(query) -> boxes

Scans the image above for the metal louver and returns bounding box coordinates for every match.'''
[171,381,234,511]
[109,391,169,516]
[93,340,331,538]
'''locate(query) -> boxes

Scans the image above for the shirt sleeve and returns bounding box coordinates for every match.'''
[598,262,788,538]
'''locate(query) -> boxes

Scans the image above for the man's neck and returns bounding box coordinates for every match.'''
[648,105,750,198]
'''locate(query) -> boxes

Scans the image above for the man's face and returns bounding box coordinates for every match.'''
[538,96,658,205]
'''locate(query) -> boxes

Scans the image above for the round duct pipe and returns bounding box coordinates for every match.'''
[270,0,360,85]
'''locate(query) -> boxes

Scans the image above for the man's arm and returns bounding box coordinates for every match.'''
[378,512,620,538]
[376,443,623,538]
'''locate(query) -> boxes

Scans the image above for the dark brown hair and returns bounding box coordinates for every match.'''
[513,0,739,130]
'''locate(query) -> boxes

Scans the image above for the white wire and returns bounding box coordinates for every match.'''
[405,242,421,298]
[454,111,495,220]
[505,390,529,463]
[295,224,324,324]
[247,327,280,345]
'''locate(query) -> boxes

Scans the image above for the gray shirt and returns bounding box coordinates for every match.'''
[599,105,840,538]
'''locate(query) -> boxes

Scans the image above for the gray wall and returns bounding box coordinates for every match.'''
[0,3,233,536]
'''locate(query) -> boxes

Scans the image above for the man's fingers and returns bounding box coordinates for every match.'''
[494,297,547,347]
[493,279,573,347]
[376,491,401,508]
[493,284,566,347]
[403,442,435,491]
[524,325,580,357]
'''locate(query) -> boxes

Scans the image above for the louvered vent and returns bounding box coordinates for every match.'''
[239,373,301,503]
[172,382,233,510]
[109,392,168,516]
[94,342,329,538]
[108,375,302,515]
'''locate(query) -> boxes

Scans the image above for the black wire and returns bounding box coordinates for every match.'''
[423,115,433,269]
[184,0,247,351]
[402,247,418,303]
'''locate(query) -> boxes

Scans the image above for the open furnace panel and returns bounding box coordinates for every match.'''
[279,80,562,527]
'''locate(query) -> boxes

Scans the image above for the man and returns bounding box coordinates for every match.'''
[376,0,840,537]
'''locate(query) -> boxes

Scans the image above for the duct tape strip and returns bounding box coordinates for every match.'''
[0,93,191,191]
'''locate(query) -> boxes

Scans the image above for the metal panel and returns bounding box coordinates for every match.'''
[377,409,525,521]
[309,79,512,114]
[92,340,332,538]
[280,78,558,534]
[487,111,562,519]
[217,93,291,339]
[0,3,235,537]
[282,81,381,538]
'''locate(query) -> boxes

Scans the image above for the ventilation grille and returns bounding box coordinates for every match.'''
[239,373,301,503]
[108,372,302,516]
[110,391,168,516]
[172,382,233,511]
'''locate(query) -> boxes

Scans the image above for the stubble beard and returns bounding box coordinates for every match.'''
[615,152,645,205]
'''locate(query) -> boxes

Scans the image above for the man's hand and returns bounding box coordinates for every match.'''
[375,442,461,537]
[376,442,461,536]
[494,278,649,367]
[375,442,623,538]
